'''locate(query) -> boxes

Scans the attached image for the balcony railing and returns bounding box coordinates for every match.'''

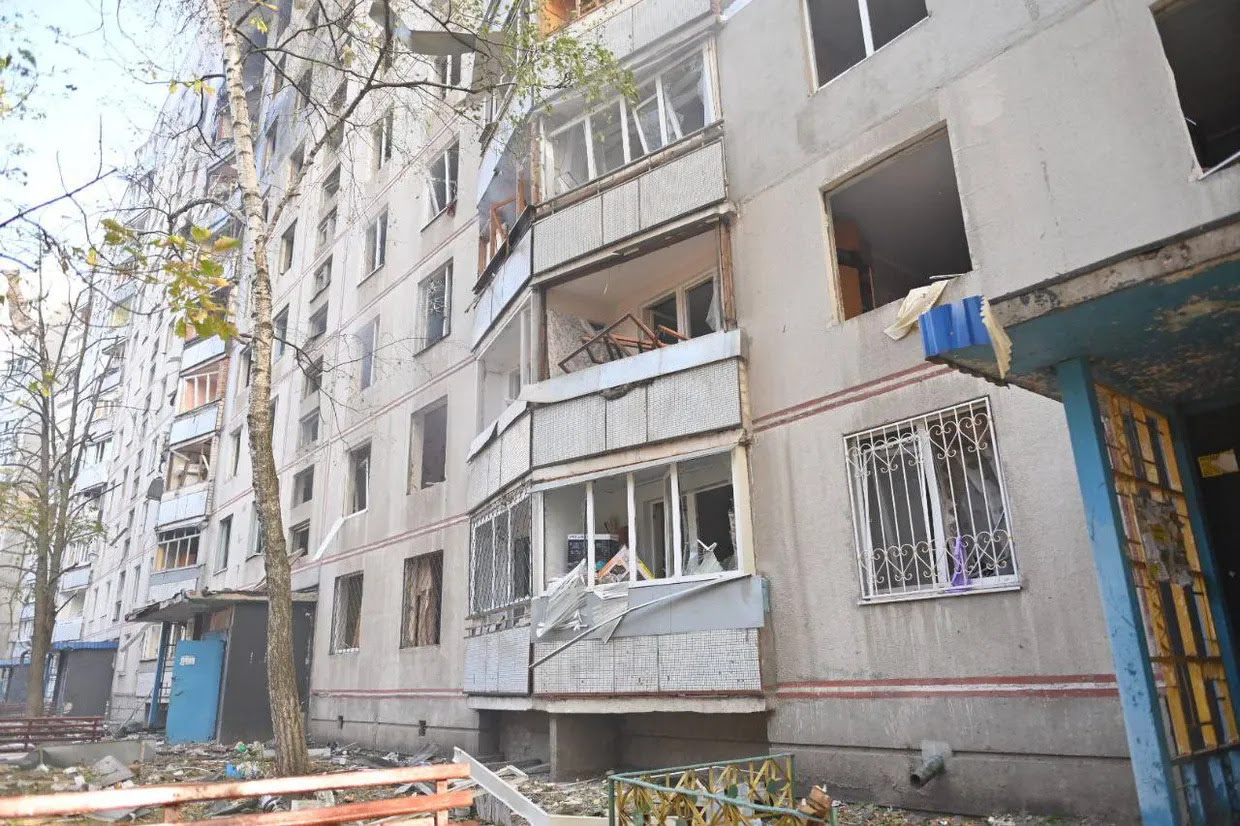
[52,617,83,643]
[169,401,220,446]
[181,335,227,371]
[59,565,91,593]
[156,487,209,527]
[146,565,201,604]
[76,460,107,492]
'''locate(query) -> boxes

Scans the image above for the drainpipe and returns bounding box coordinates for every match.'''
[910,741,952,788]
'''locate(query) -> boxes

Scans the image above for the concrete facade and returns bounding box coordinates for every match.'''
[81,0,1240,820]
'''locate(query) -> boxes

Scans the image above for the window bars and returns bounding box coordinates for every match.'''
[469,489,532,615]
[331,573,364,653]
[401,552,443,647]
[845,398,1016,601]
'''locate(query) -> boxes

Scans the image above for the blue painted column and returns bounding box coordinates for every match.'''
[1057,359,1181,826]
[147,622,171,728]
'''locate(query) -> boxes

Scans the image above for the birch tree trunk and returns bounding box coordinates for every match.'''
[211,0,309,776]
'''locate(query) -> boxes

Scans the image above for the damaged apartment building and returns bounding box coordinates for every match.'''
[68,0,1240,823]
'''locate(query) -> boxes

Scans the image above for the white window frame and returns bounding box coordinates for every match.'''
[844,397,1018,603]
[541,45,717,196]
[348,443,371,514]
[426,141,459,220]
[298,409,320,448]
[215,515,232,572]
[292,465,315,506]
[357,318,378,389]
[417,263,452,350]
[312,256,332,295]
[372,110,394,173]
[316,208,336,254]
[364,209,388,275]
[804,0,929,89]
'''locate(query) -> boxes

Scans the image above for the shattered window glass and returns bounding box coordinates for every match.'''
[660,52,707,142]
[590,103,626,176]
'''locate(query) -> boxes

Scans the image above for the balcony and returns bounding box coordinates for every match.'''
[51,617,83,643]
[59,564,91,593]
[99,370,121,393]
[543,0,713,61]
[181,335,227,371]
[532,135,726,276]
[76,460,107,492]
[147,565,201,604]
[169,401,221,446]
[156,487,209,527]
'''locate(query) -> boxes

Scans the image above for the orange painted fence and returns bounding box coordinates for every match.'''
[0,760,474,825]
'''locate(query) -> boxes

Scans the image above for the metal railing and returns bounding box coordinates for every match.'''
[610,754,815,826]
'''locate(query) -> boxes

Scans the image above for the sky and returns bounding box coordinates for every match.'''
[1,0,183,265]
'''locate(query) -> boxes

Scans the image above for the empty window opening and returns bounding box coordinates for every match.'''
[304,356,324,397]
[250,511,266,557]
[307,305,328,343]
[419,263,451,349]
[434,54,462,97]
[372,110,394,172]
[331,572,363,653]
[542,47,714,196]
[365,210,388,274]
[229,428,244,477]
[411,399,448,489]
[289,521,311,558]
[279,223,297,273]
[292,466,315,506]
[216,515,232,571]
[545,229,723,375]
[322,165,341,198]
[806,0,928,87]
[316,209,336,254]
[156,528,200,572]
[299,410,320,447]
[274,306,290,358]
[357,317,378,389]
[845,398,1017,601]
[166,439,212,492]
[539,450,738,589]
[468,490,532,614]
[348,443,371,513]
[288,144,305,184]
[313,257,332,294]
[1154,0,1240,171]
[401,551,443,647]
[827,132,971,319]
[177,362,223,413]
[428,142,460,218]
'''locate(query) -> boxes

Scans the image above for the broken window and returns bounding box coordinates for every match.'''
[274,306,289,358]
[845,398,1017,601]
[307,305,328,343]
[365,209,388,274]
[298,410,320,448]
[542,48,714,196]
[434,54,462,97]
[357,317,378,389]
[545,229,723,374]
[215,515,232,571]
[316,209,336,254]
[313,257,332,294]
[826,131,971,319]
[541,0,614,32]
[468,489,532,614]
[427,142,459,217]
[177,362,223,413]
[805,0,927,87]
[372,110,394,173]
[401,551,443,647]
[166,439,211,492]
[410,399,448,489]
[304,356,324,397]
[289,521,311,558]
[540,451,739,588]
[292,466,314,506]
[419,263,451,348]
[288,144,305,184]
[155,528,200,572]
[1154,0,1240,172]
[250,511,266,557]
[330,572,363,653]
[279,222,297,273]
[348,443,371,513]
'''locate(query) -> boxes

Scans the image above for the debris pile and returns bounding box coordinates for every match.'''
[515,775,611,817]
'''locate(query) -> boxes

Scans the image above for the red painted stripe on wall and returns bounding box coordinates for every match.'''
[754,365,955,434]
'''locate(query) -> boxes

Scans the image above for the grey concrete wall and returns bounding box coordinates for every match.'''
[550,714,621,780]
[619,712,769,770]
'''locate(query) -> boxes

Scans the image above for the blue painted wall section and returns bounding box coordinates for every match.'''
[1056,358,1181,826]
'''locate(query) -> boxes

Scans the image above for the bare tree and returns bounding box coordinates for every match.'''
[0,256,115,715]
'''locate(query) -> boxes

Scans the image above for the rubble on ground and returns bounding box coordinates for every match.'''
[515,775,611,817]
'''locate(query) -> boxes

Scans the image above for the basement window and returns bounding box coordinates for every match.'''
[155,528,200,572]
[826,132,972,319]
[410,398,448,489]
[401,551,443,647]
[330,572,363,653]
[845,398,1017,601]
[1154,0,1240,173]
[806,0,928,87]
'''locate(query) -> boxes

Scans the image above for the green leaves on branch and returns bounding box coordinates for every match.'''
[96,218,240,342]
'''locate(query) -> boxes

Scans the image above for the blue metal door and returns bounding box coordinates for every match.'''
[165,638,225,744]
